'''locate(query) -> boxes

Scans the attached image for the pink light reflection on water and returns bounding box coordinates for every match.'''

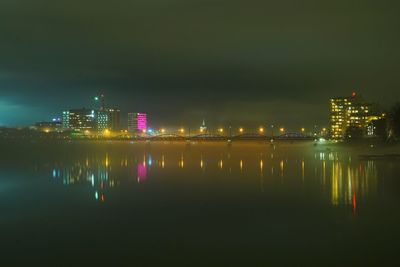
[137,162,147,183]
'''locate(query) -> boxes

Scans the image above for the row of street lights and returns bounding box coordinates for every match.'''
[83,126,327,137]
[157,126,327,135]
[156,126,313,136]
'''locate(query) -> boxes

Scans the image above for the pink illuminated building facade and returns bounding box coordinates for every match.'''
[128,112,147,133]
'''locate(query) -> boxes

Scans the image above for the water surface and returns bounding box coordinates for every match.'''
[1,141,399,266]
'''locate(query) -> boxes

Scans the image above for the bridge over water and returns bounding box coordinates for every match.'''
[118,133,315,142]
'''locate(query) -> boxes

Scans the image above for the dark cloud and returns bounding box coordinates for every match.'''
[1,0,399,128]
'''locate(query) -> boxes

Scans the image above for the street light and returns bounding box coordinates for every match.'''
[160,128,166,134]
[279,127,285,133]
[301,127,305,133]
[239,127,244,133]
[259,127,264,133]
[103,129,110,137]
[218,128,224,134]
[179,128,185,134]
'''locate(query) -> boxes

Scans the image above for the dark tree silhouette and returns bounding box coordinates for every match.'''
[345,126,363,140]
[389,103,400,140]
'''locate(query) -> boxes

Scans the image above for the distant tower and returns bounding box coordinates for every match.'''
[94,93,106,111]
[200,119,207,133]
[100,94,105,111]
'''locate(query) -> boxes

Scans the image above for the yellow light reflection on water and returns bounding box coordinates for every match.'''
[179,155,184,168]
[49,147,380,207]
[331,162,341,206]
[219,159,223,169]
[105,154,109,167]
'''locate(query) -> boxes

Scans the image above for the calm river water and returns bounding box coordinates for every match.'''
[1,141,399,266]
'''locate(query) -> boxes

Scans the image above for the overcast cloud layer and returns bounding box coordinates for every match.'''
[1,0,400,129]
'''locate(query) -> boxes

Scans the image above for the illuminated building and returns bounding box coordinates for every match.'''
[62,111,70,129]
[128,113,147,133]
[96,111,109,132]
[62,107,120,133]
[93,94,120,131]
[330,92,383,139]
[62,109,96,131]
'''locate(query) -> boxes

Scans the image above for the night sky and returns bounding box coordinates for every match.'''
[1,0,400,129]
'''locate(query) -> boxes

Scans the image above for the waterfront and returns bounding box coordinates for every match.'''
[1,141,400,266]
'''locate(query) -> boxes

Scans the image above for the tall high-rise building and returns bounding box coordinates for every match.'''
[96,111,109,132]
[330,92,383,139]
[128,113,147,133]
[93,94,120,131]
[107,108,120,131]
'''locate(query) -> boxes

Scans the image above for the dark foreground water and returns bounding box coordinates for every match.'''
[1,141,400,266]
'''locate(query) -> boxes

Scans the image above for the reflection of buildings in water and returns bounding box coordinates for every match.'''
[327,156,377,209]
[105,153,109,167]
[51,157,113,201]
[51,153,154,200]
[161,155,165,168]
[179,154,184,168]
[218,159,223,170]
[322,160,326,186]
[331,161,341,206]
[52,163,109,187]
[137,161,147,183]
[280,160,284,177]
[260,159,264,192]
[49,151,379,207]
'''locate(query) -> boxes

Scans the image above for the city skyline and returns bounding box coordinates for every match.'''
[0,91,385,131]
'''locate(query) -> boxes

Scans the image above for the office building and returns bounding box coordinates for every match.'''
[128,113,147,133]
[62,109,96,131]
[96,111,109,132]
[106,108,120,131]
